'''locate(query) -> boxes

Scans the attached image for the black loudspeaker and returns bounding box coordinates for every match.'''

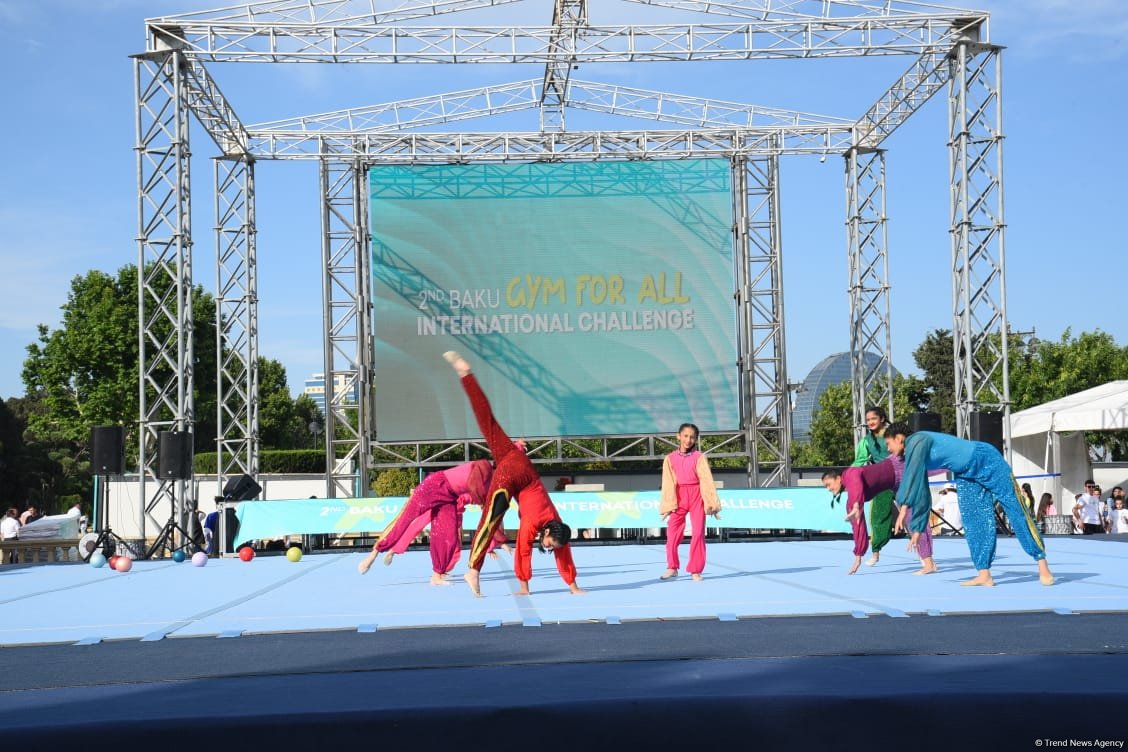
[908,412,942,433]
[222,473,262,502]
[91,426,125,476]
[970,410,1004,451]
[158,431,194,480]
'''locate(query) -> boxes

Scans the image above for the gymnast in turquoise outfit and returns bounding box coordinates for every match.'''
[884,422,1054,587]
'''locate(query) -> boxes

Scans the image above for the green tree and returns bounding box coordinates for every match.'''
[1006,328,1128,460]
[20,265,218,506]
[372,467,417,497]
[912,329,957,434]
[793,374,932,467]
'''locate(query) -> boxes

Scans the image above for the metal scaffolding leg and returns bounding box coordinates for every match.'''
[135,49,194,551]
[539,0,586,132]
[948,43,1010,447]
[320,156,372,500]
[845,147,894,438]
[215,157,260,491]
[733,150,791,488]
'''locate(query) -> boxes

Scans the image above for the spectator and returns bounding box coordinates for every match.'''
[1036,493,1056,532]
[1073,482,1105,535]
[1,508,19,564]
[1020,483,1037,515]
[1,508,20,540]
[1109,497,1128,535]
[19,504,43,526]
[935,483,962,535]
[1106,487,1125,532]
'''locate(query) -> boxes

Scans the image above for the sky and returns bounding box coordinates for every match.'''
[0,0,1125,406]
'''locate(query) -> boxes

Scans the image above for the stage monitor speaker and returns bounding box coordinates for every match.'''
[970,411,1004,452]
[222,473,262,502]
[158,431,194,480]
[91,425,125,476]
[908,412,942,434]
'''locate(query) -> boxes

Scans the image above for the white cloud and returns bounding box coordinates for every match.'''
[980,0,1128,61]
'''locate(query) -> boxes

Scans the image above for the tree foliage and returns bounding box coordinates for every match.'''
[792,374,930,467]
[1007,329,1128,459]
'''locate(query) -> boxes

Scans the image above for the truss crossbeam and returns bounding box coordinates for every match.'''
[150,18,985,63]
[246,126,854,160]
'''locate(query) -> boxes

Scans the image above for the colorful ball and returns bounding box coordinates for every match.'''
[191,551,209,567]
[285,546,303,563]
[108,555,120,570]
[238,546,255,562]
[114,556,133,572]
[89,553,107,568]
[171,549,186,563]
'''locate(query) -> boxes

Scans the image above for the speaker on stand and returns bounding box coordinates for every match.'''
[79,426,131,563]
[908,412,942,434]
[969,411,1005,452]
[144,431,201,560]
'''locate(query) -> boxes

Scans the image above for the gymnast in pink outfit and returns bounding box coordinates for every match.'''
[357,460,506,585]
[821,454,913,575]
[372,494,511,576]
[659,423,722,582]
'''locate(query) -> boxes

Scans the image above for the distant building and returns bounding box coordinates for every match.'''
[302,373,356,415]
[791,352,899,443]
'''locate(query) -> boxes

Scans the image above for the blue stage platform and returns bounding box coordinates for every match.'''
[1,536,1125,750]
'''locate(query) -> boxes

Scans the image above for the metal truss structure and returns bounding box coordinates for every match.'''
[134,0,1011,517]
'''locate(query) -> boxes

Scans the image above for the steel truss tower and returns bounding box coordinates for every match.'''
[134,0,1010,514]
[845,147,894,438]
[949,42,1010,446]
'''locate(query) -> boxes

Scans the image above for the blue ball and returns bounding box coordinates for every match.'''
[171,550,186,563]
[90,553,107,568]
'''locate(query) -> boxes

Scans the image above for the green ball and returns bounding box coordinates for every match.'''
[286,546,303,562]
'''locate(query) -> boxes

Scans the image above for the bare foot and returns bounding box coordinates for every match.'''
[464,568,482,597]
[443,351,471,377]
[866,553,880,566]
[913,566,938,575]
[847,556,862,575]
[488,551,499,560]
[660,569,678,580]
[430,572,452,586]
[1038,560,1055,586]
[960,572,995,587]
[691,573,703,582]
[358,552,377,575]
[383,551,395,566]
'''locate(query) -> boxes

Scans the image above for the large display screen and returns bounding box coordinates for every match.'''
[370,160,739,441]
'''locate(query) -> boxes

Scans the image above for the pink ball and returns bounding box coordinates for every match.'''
[114,556,133,572]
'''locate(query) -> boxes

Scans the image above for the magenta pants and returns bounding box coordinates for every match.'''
[666,490,707,574]
[915,524,933,560]
[377,473,462,574]
[849,504,869,557]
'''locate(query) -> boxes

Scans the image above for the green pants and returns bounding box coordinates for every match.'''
[868,489,896,553]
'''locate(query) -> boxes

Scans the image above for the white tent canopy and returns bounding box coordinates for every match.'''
[1010,380,1128,438]
[1008,380,1128,506]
